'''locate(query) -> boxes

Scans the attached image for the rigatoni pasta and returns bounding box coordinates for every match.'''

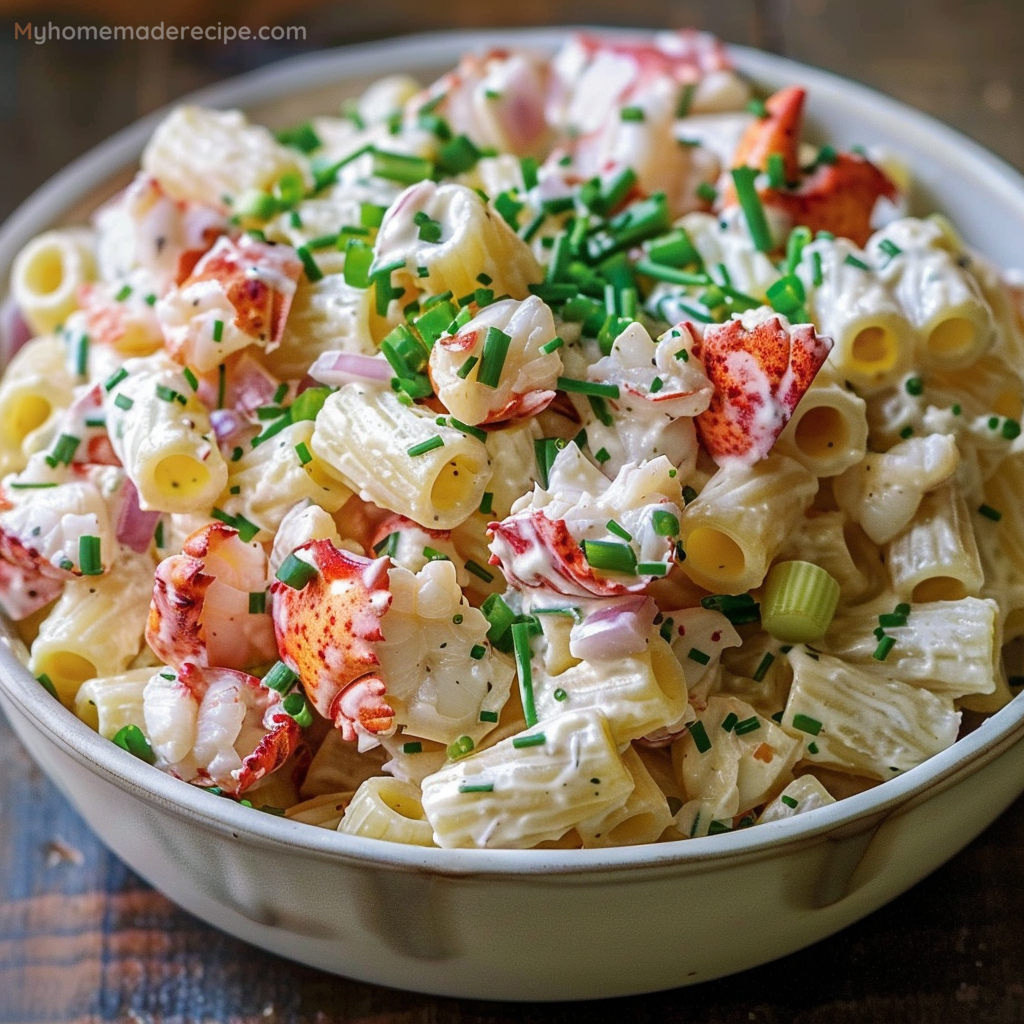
[1,29,1022,850]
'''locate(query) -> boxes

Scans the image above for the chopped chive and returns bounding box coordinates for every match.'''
[689,720,712,753]
[808,741,820,754]
[413,210,443,243]
[766,151,786,189]
[540,335,564,356]
[1003,418,1021,440]
[104,366,128,391]
[46,433,80,467]
[979,504,1003,522]
[676,82,696,118]
[904,376,924,396]
[180,367,199,393]
[407,435,445,457]
[112,724,156,765]
[71,333,89,376]
[792,713,823,735]
[457,355,479,380]
[649,376,664,394]
[681,485,698,505]
[899,425,914,439]
[233,516,260,543]
[465,560,494,583]
[557,377,619,399]
[878,612,907,628]
[620,105,645,122]
[7,481,58,489]
[731,167,772,252]
[371,149,434,185]
[512,621,538,728]
[295,441,313,466]
[296,245,323,282]
[687,648,711,666]
[212,319,224,343]
[766,273,806,315]
[734,716,761,736]
[402,741,423,754]
[811,251,824,287]
[816,144,838,166]
[582,539,637,575]
[458,782,495,793]
[637,562,668,576]
[263,661,298,693]
[423,546,449,562]
[594,447,611,464]
[248,591,267,614]
[469,644,487,660]
[438,133,482,174]
[781,794,799,809]
[696,181,718,203]
[479,710,499,723]
[37,673,58,698]
[722,712,739,732]
[78,535,102,576]
[752,652,775,682]
[282,692,313,728]
[477,327,512,388]
[448,417,487,442]
[512,732,546,748]
[478,492,494,515]
[844,253,870,271]
[747,98,768,118]
[275,552,318,590]
[606,519,632,542]
[154,520,165,548]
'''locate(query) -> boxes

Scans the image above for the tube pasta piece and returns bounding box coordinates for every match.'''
[886,483,983,602]
[481,419,542,520]
[533,631,689,745]
[832,433,959,546]
[777,511,870,602]
[147,522,278,673]
[380,733,448,787]
[29,551,154,705]
[822,596,998,700]
[576,745,673,848]
[449,511,506,600]
[312,383,490,531]
[690,310,833,467]
[374,561,514,747]
[73,667,153,738]
[660,606,741,707]
[157,235,303,373]
[420,707,634,849]
[796,236,913,392]
[781,647,961,779]
[76,281,165,359]
[370,513,467,586]
[142,663,301,795]
[0,335,76,475]
[678,452,817,593]
[490,446,682,597]
[757,774,836,823]
[868,217,995,370]
[774,365,868,477]
[338,776,436,845]
[286,792,352,830]
[429,296,562,425]
[141,106,310,211]
[10,229,96,336]
[375,181,542,302]
[300,728,389,799]
[671,695,802,837]
[103,354,228,515]
[264,269,376,380]
[223,420,352,535]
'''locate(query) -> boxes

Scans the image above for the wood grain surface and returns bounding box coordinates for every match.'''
[2,1,1024,1020]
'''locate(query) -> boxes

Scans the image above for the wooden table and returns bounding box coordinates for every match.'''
[2,0,1024,1019]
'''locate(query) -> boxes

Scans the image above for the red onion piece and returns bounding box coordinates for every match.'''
[309,351,393,386]
[568,595,658,661]
[0,298,32,369]
[116,479,161,553]
[197,352,279,413]
[209,409,249,444]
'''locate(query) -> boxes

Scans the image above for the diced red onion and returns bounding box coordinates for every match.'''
[309,351,393,386]
[116,479,161,553]
[0,298,32,369]
[569,595,658,661]
[209,409,248,444]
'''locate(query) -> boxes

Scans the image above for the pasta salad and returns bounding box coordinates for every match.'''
[2,30,1023,849]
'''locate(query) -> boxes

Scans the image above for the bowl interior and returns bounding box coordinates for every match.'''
[2,27,1024,875]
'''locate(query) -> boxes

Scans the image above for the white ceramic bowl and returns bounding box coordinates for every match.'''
[2,28,1024,1002]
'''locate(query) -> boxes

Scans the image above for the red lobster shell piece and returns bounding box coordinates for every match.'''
[271,540,397,743]
[0,555,64,620]
[170,663,301,796]
[691,316,833,467]
[160,234,303,373]
[147,522,278,672]
[727,85,897,247]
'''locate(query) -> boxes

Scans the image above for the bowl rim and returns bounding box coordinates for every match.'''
[2,25,1024,878]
